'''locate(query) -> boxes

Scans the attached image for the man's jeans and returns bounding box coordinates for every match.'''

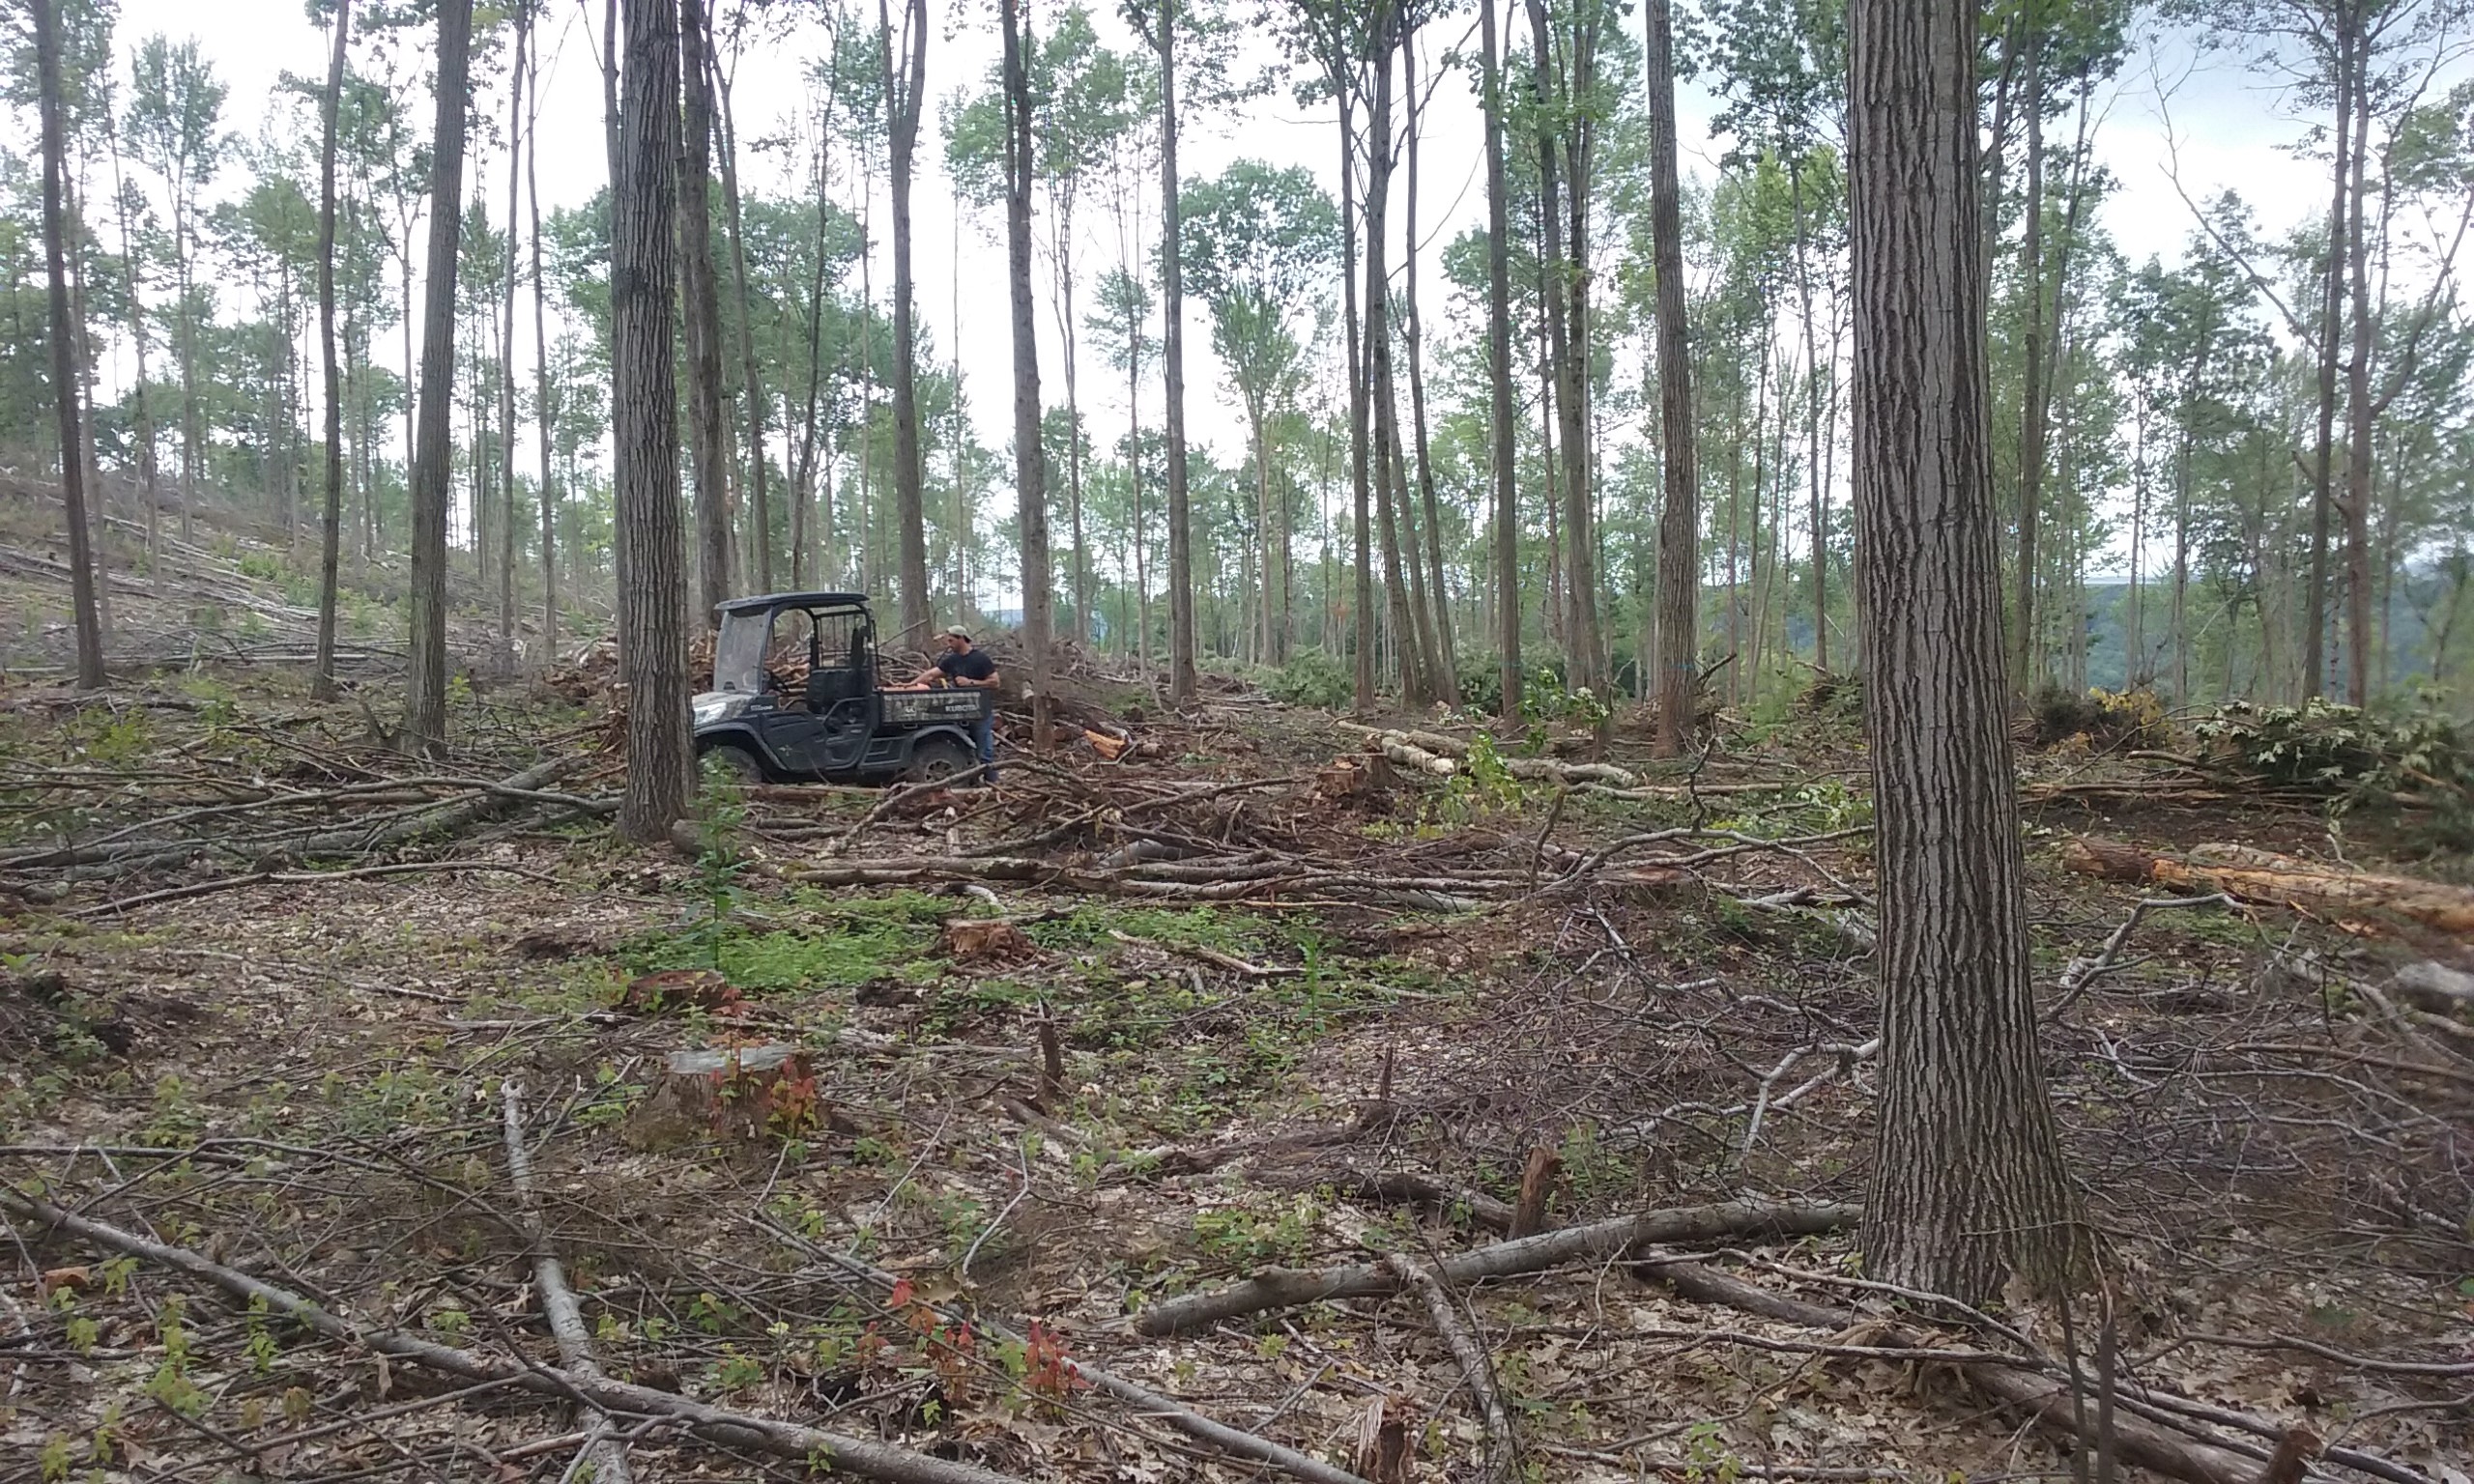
[972,711,996,784]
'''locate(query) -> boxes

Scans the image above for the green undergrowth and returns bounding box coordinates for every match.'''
[620,888,956,993]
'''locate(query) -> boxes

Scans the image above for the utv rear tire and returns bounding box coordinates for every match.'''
[702,744,764,784]
[906,734,977,785]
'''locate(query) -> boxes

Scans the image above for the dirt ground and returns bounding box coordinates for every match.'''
[2,595,2471,1483]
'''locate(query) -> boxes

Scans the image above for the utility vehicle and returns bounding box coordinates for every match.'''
[690,592,990,785]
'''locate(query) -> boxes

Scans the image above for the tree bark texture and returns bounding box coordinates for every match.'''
[2010,17,2046,692]
[1845,0,2080,1302]
[2303,12,2351,700]
[1647,0,1696,757]
[1002,0,1053,745]
[529,33,559,666]
[312,0,352,701]
[33,0,104,689]
[1482,0,1520,720]
[614,0,695,842]
[497,12,527,671]
[1155,2,1196,705]
[1340,89,1374,711]
[882,0,932,642]
[2341,30,2374,706]
[680,0,733,627]
[402,0,475,752]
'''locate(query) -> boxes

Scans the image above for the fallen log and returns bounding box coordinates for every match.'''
[0,1188,1027,1484]
[758,1215,1372,1484]
[1642,1262,2258,1484]
[2058,838,2474,936]
[503,1083,633,1484]
[1131,1198,1856,1337]
[1337,724,1638,787]
[1383,1253,1517,1483]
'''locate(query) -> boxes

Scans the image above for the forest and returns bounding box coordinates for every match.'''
[4,0,2474,1481]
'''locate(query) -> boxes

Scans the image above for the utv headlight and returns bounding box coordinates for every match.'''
[693,696,737,726]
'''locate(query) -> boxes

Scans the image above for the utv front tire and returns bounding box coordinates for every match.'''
[701,744,765,785]
[906,734,977,785]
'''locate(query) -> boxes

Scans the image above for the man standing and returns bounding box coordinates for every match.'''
[907,626,1001,783]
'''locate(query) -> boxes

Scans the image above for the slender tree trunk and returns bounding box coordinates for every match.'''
[2302,12,2351,700]
[1647,0,1696,756]
[1364,17,1428,707]
[403,0,475,753]
[1130,313,1150,674]
[33,0,103,689]
[1002,0,1051,745]
[1340,88,1374,710]
[2341,36,2375,706]
[1792,161,1827,674]
[1402,34,1455,693]
[678,0,732,626]
[1847,0,2078,1301]
[881,0,931,641]
[614,0,693,840]
[104,115,160,596]
[496,14,526,672]
[1528,0,1601,694]
[1155,2,1196,704]
[527,32,558,667]
[312,0,352,700]
[2011,16,2046,690]
[1482,0,1520,719]
[714,54,774,595]
[66,169,111,647]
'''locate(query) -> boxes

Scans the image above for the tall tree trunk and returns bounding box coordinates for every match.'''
[1792,161,1827,674]
[1528,0,1601,695]
[312,0,352,700]
[881,0,931,641]
[1402,34,1455,693]
[615,0,693,842]
[2341,35,2375,706]
[528,29,558,667]
[1364,15,1428,706]
[1482,0,1520,719]
[403,0,475,753]
[2011,14,2046,690]
[497,14,527,672]
[1002,0,1051,744]
[1647,0,1696,756]
[32,0,103,689]
[1846,0,2078,1301]
[680,0,732,626]
[1155,1,1196,704]
[2302,12,2352,700]
[714,51,774,595]
[1340,88,1374,710]
[104,113,160,596]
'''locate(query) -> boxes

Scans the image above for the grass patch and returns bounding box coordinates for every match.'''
[622,889,953,994]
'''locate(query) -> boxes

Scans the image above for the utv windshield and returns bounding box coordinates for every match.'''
[712,608,774,694]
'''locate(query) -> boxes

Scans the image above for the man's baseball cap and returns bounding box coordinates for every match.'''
[942,625,971,640]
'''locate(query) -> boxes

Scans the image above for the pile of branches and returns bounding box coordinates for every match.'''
[0,706,610,911]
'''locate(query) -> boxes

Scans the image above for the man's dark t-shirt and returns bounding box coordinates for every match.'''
[935,649,996,685]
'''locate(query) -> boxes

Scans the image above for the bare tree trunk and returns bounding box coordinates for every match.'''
[403,0,475,753]
[1002,0,1052,746]
[1792,161,1827,674]
[614,0,693,842]
[714,50,774,595]
[2302,12,2352,700]
[679,0,732,626]
[1647,0,1696,756]
[1340,88,1374,710]
[2011,17,2045,691]
[497,14,527,673]
[103,112,160,597]
[1153,1,1196,705]
[1846,0,2078,1302]
[32,0,103,689]
[312,0,352,700]
[2341,36,2375,706]
[1364,13,1431,706]
[1527,0,1602,695]
[528,29,558,667]
[1482,0,1520,719]
[1401,34,1455,693]
[881,0,931,642]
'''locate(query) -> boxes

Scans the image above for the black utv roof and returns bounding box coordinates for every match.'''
[714,591,873,616]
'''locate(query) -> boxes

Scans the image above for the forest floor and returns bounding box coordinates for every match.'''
[2,535,2472,1483]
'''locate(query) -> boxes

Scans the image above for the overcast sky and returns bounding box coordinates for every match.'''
[94,0,2402,585]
